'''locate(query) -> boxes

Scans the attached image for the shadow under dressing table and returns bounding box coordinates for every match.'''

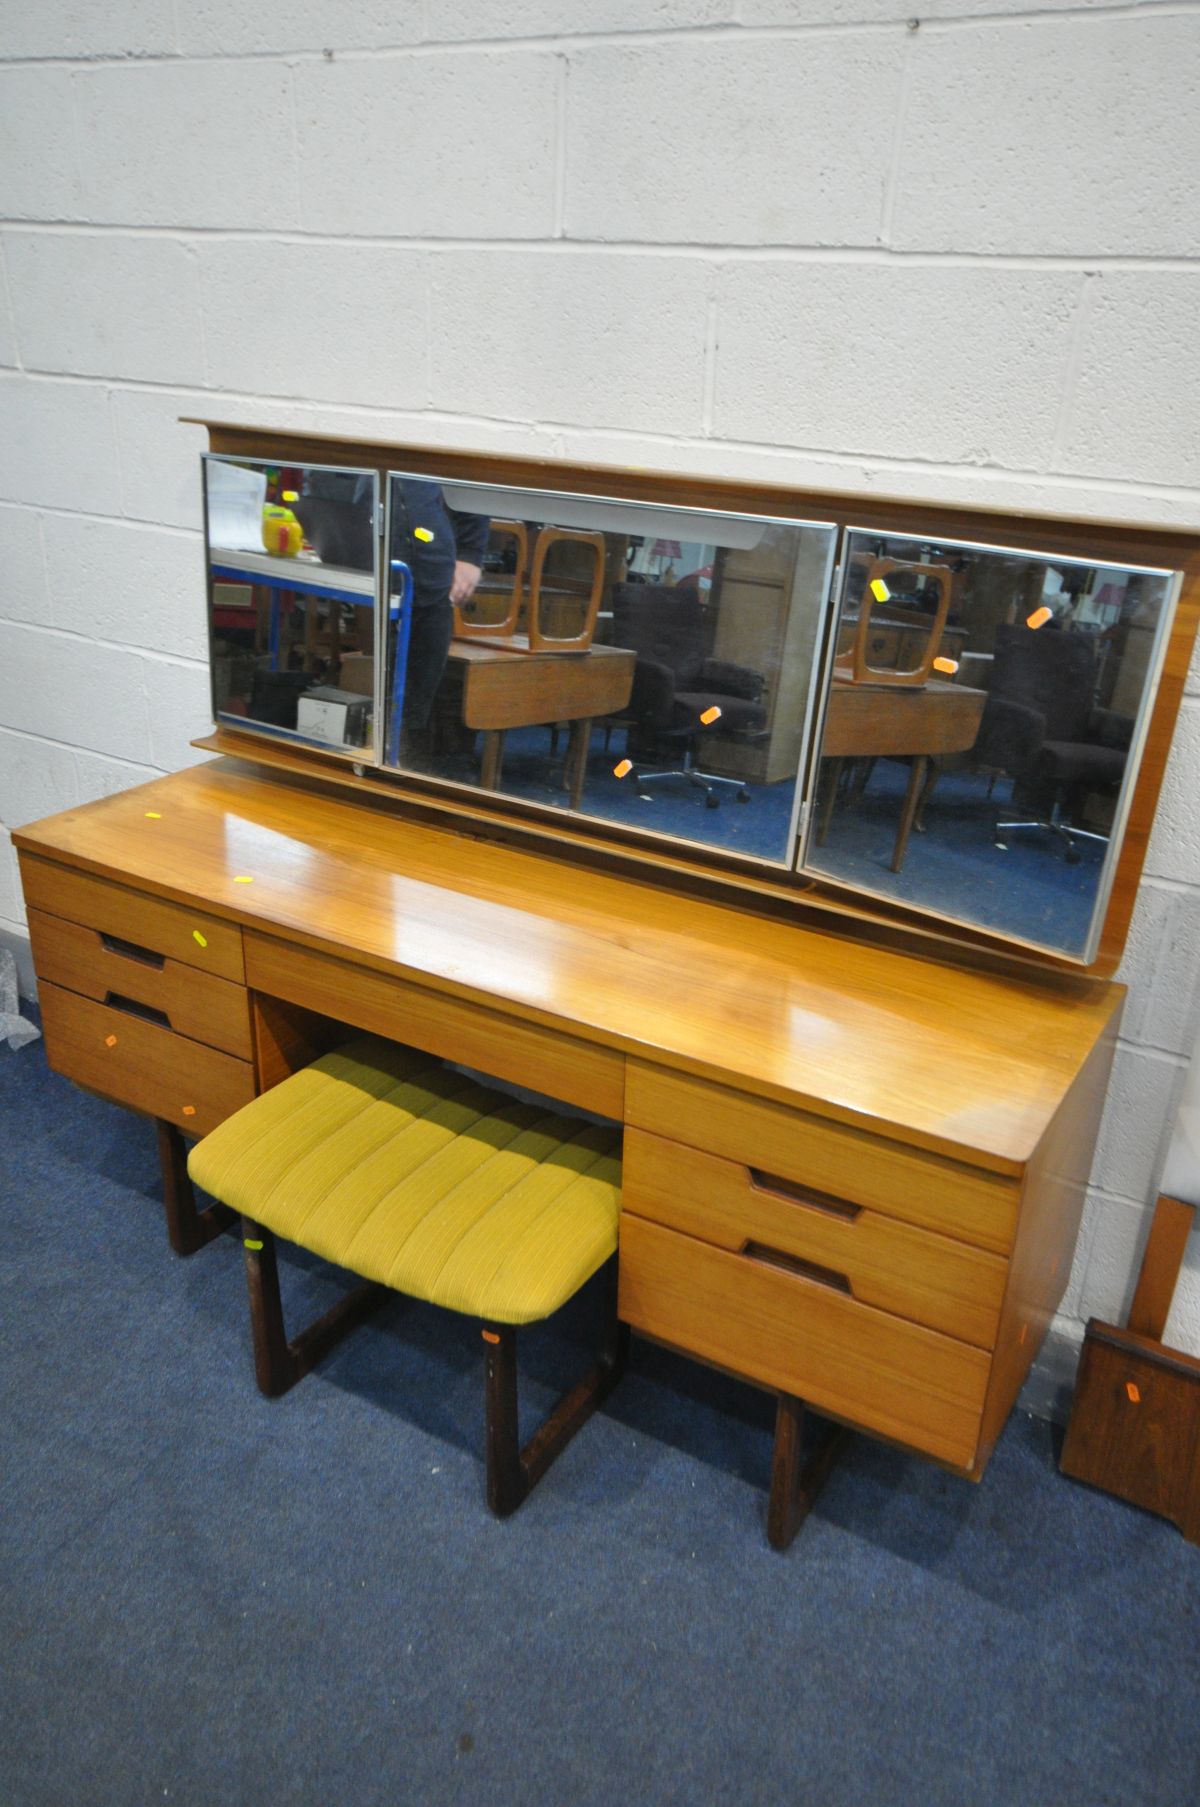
[16,426,1200,1546]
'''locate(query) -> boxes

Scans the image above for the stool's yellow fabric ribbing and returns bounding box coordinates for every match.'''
[187,1035,622,1326]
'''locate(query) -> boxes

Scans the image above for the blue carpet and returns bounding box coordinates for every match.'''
[2,1017,1199,1807]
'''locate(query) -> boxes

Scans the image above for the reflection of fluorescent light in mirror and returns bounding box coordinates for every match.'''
[437,481,770,550]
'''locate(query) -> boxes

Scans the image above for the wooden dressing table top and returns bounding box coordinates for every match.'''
[15,757,1120,1175]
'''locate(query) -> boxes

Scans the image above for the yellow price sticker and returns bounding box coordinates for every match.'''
[414,527,435,543]
[193,930,208,948]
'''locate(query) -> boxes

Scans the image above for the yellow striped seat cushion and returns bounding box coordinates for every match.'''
[187,1036,622,1325]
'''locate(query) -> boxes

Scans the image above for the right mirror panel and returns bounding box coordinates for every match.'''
[800,529,1179,959]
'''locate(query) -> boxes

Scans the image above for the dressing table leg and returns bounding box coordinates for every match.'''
[890,755,928,873]
[156,1119,235,1257]
[565,717,594,810]
[767,1394,848,1550]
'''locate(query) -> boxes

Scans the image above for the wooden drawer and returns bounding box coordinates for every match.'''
[39,981,254,1138]
[20,855,244,983]
[619,1214,989,1471]
[244,931,625,1120]
[28,909,252,1060]
[623,1128,1006,1349]
[626,1061,1019,1255]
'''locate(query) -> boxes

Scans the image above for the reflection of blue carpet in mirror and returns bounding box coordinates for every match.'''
[809,763,1103,954]
[442,725,801,863]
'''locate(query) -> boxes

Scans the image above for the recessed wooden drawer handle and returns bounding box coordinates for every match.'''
[99,931,165,970]
[748,1168,862,1221]
[741,1240,853,1294]
[103,992,172,1030]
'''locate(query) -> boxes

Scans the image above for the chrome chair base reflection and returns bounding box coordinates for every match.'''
[993,812,1109,867]
[632,748,752,810]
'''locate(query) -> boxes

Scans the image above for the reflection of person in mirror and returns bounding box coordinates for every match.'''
[392,480,489,738]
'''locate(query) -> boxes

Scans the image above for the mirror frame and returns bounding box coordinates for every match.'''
[187,419,1200,982]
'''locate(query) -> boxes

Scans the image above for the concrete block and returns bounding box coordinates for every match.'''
[1077,1190,1157,1326]
[294,52,557,239]
[0,375,122,515]
[1116,880,1200,1059]
[0,248,15,370]
[1089,1042,1185,1207]
[0,621,153,764]
[144,658,217,771]
[110,392,212,532]
[1060,274,1200,492]
[178,1,423,55]
[0,2,177,58]
[5,232,205,386]
[41,515,206,661]
[739,2,1136,21]
[73,749,161,805]
[0,69,84,222]
[429,251,709,435]
[566,37,901,247]
[1143,699,1200,885]
[75,62,297,229]
[200,241,428,411]
[0,504,49,627]
[714,262,1075,468]
[0,728,80,833]
[426,0,732,38]
[893,15,1200,257]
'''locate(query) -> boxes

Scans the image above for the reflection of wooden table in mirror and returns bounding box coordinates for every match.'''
[448,642,636,809]
[818,679,987,873]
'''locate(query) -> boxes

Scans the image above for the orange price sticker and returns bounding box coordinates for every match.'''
[181,1105,196,1118]
[700,705,722,725]
[481,1329,501,1345]
[932,656,959,675]
[1126,1382,1141,1404]
[613,758,633,779]
[1026,606,1052,631]
[104,1034,118,1049]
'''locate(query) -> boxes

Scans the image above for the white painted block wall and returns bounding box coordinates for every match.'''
[2,0,1198,1401]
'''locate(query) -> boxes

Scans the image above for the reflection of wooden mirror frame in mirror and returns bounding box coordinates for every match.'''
[452,519,529,640]
[527,527,606,653]
[186,418,1200,982]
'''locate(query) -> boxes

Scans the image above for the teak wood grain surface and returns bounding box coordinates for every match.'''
[15,756,1121,1172]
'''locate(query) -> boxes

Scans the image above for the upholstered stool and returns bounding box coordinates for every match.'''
[188,1034,626,1515]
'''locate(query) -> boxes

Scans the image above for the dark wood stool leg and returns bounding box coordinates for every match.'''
[157,1119,235,1256]
[483,1256,629,1519]
[241,1216,389,1399]
[767,1394,848,1551]
[890,754,928,873]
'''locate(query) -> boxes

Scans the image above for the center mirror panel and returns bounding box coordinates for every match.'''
[383,472,838,867]
[203,454,380,759]
[800,528,1179,960]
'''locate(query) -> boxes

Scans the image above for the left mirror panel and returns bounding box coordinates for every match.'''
[203,455,380,759]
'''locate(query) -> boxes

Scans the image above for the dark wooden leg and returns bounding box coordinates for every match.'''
[483,1257,629,1518]
[913,756,941,834]
[816,759,841,845]
[565,717,593,810]
[156,1119,235,1256]
[480,729,505,790]
[241,1216,389,1399]
[767,1394,848,1551]
[890,754,928,873]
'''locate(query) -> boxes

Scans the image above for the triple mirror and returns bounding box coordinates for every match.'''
[202,453,1181,963]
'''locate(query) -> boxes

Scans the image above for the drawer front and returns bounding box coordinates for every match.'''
[28,909,252,1060]
[619,1214,989,1471]
[20,855,244,983]
[245,932,625,1121]
[626,1061,1018,1255]
[39,981,254,1138]
[623,1128,1006,1350]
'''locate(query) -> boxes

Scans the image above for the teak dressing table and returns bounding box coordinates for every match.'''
[16,426,1200,1545]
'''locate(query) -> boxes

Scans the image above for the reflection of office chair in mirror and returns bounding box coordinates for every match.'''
[610,584,767,808]
[974,624,1132,864]
[835,558,955,686]
[453,520,528,640]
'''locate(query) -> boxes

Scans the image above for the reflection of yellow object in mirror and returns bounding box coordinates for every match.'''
[870,577,891,602]
[1026,606,1052,630]
[700,705,722,725]
[262,501,303,557]
[414,526,435,543]
[613,758,633,778]
[933,656,959,675]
